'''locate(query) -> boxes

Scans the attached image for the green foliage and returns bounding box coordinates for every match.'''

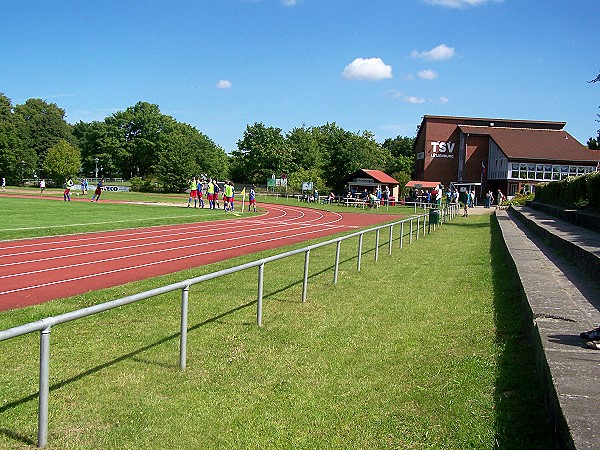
[383,135,416,176]
[535,172,598,209]
[0,93,37,183]
[391,171,411,198]
[234,122,291,184]
[586,171,600,208]
[13,98,73,170]
[502,192,534,206]
[42,139,81,182]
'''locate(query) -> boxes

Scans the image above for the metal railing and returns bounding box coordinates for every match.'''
[0,203,458,447]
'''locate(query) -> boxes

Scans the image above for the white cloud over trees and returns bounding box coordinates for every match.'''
[342,58,393,81]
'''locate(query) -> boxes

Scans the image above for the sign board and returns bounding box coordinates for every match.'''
[102,185,130,192]
[302,182,313,191]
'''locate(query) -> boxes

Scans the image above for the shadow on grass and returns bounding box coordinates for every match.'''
[489,214,554,449]
[0,226,425,446]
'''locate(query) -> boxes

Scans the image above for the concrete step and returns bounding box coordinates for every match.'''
[496,209,600,449]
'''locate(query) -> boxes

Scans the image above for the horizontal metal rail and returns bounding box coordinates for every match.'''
[0,203,458,447]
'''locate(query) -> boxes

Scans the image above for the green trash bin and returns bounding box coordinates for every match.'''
[428,208,440,233]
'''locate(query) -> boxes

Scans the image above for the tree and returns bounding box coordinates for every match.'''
[287,125,321,172]
[72,120,117,178]
[233,123,291,183]
[0,93,37,184]
[43,139,81,183]
[315,124,389,192]
[104,102,176,178]
[154,122,228,192]
[382,136,416,177]
[14,98,72,170]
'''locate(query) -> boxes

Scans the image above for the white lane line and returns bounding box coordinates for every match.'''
[0,219,343,269]
[0,222,345,281]
[0,205,300,252]
[0,224,344,296]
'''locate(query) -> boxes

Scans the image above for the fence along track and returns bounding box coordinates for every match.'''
[0,204,458,447]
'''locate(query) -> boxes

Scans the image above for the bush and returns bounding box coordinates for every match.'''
[503,193,534,206]
[129,177,160,193]
[534,172,597,209]
[587,171,600,208]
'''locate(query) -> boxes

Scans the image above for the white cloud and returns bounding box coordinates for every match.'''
[438,96,450,104]
[423,0,503,8]
[411,44,456,61]
[281,0,297,5]
[417,69,438,80]
[342,57,393,81]
[216,80,232,89]
[405,96,427,104]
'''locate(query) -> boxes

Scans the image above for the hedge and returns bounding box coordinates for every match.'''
[535,171,600,209]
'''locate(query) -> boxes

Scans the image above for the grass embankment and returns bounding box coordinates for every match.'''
[0,190,418,241]
[0,208,552,448]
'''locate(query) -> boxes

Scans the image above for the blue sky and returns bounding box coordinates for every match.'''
[2,0,599,152]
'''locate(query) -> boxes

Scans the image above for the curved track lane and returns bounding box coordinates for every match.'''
[0,204,401,311]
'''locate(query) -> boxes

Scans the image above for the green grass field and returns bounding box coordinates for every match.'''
[0,194,552,449]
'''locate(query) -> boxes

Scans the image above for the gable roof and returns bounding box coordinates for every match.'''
[361,169,399,184]
[458,125,599,163]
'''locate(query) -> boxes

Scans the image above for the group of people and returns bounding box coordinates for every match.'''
[187,178,257,213]
[62,177,104,202]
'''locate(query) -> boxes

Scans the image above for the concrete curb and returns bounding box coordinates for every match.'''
[495,209,600,449]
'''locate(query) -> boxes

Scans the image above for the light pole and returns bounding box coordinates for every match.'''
[94,157,99,179]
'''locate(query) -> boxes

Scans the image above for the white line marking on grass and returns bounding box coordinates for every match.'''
[2,213,223,232]
[0,224,344,296]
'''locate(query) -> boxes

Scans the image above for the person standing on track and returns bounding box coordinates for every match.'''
[91,179,104,202]
[249,184,257,212]
[39,178,46,193]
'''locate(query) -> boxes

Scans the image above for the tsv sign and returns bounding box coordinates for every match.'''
[430,141,455,159]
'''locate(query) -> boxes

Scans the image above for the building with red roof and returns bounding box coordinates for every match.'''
[414,115,599,199]
[343,169,400,198]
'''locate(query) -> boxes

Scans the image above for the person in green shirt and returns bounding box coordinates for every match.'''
[187,177,198,208]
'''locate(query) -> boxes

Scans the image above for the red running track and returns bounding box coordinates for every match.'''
[0,204,401,311]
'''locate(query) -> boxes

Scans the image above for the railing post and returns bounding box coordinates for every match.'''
[423,213,427,235]
[257,263,264,326]
[179,285,189,370]
[357,233,363,271]
[302,250,310,303]
[375,229,380,262]
[388,224,393,256]
[400,222,404,249]
[334,241,341,284]
[409,219,413,245]
[416,217,420,241]
[38,325,51,448]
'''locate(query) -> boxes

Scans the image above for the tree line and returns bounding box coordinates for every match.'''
[0,92,416,193]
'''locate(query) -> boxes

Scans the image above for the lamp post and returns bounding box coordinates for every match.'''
[94,157,99,179]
